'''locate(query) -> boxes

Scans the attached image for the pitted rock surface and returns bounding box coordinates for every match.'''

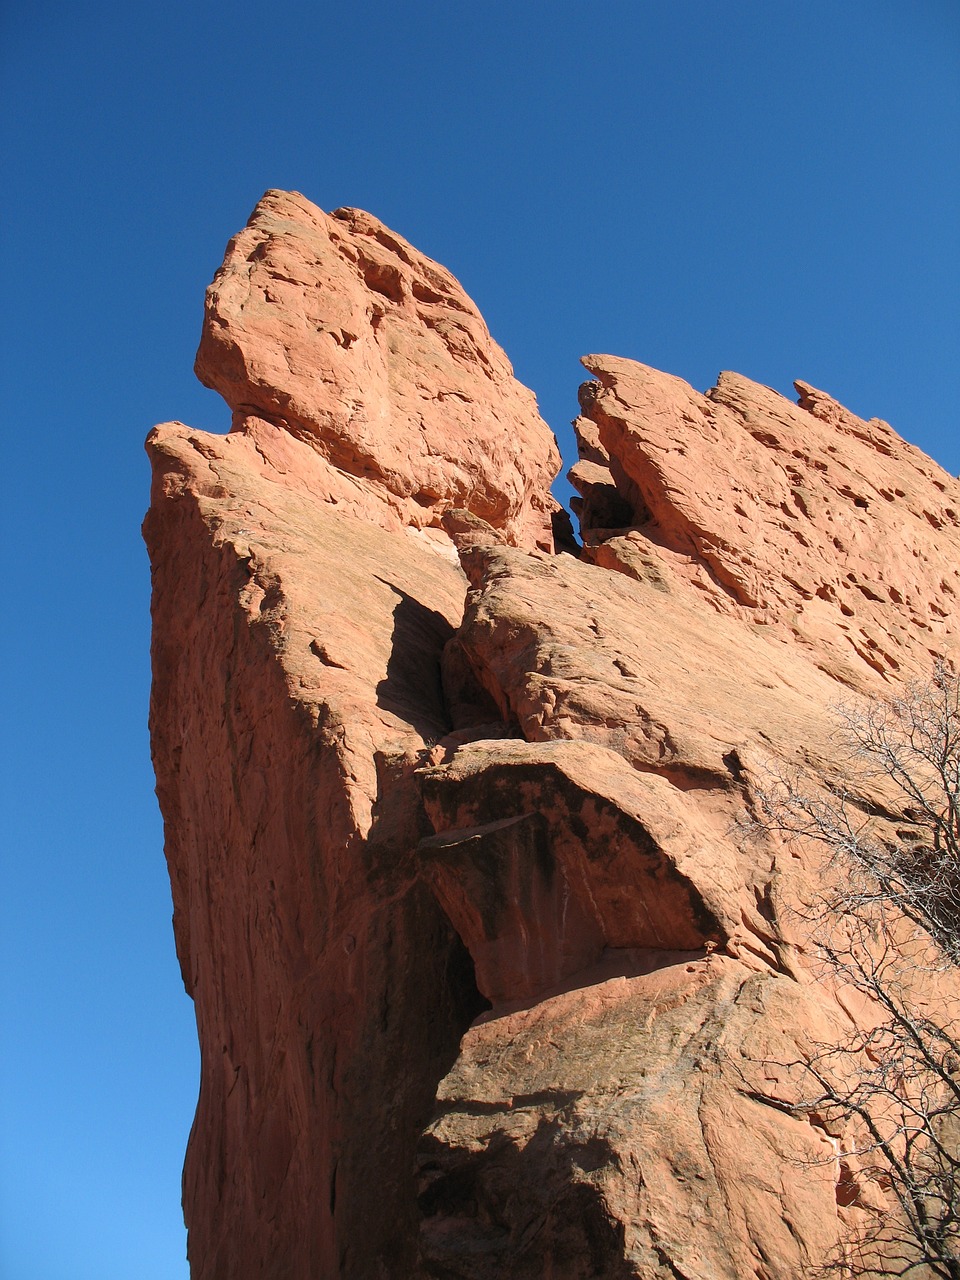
[572,355,960,685]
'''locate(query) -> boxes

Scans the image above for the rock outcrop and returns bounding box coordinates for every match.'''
[146,191,960,1279]
[194,190,560,552]
[571,356,959,684]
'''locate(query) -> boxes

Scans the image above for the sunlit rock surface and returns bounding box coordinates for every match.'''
[194,189,560,552]
[146,191,960,1279]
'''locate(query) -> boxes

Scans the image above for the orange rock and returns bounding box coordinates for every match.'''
[147,195,960,1279]
[195,190,561,551]
[573,355,960,684]
[144,419,480,1279]
[419,956,846,1279]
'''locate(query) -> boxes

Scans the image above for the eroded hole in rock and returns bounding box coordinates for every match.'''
[576,482,636,534]
[441,635,515,734]
[835,1162,864,1208]
[551,506,580,556]
[361,259,405,304]
[412,279,446,305]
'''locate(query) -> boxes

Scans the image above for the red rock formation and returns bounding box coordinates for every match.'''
[145,421,477,1278]
[572,356,960,684]
[146,191,960,1279]
[194,190,561,552]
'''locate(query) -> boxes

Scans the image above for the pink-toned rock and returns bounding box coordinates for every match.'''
[418,955,846,1279]
[418,738,729,1005]
[147,195,960,1280]
[195,190,561,550]
[411,365,960,1276]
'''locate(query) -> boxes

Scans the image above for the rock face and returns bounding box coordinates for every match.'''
[146,191,960,1279]
[571,356,960,684]
[194,190,560,552]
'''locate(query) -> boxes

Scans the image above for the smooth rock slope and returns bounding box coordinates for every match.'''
[146,190,960,1279]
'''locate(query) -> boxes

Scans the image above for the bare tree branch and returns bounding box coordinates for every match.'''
[752,661,960,1277]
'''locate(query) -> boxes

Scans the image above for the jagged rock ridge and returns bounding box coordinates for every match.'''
[145,190,960,1279]
[571,355,959,682]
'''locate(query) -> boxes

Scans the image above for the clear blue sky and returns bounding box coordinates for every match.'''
[1,3,957,1276]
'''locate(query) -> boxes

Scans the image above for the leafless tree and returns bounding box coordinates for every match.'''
[754,661,960,1278]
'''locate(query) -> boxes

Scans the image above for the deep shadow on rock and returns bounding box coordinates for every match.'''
[418,1115,634,1280]
[375,578,456,738]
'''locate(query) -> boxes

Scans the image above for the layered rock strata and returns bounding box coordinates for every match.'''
[146,190,960,1279]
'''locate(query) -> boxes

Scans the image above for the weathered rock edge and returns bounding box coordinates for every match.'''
[195,189,561,552]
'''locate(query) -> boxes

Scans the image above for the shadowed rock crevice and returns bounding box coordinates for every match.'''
[440,924,493,1028]
[417,1118,635,1280]
[419,811,605,1006]
[375,579,456,738]
[327,886,501,1279]
[440,636,512,734]
[416,745,727,1008]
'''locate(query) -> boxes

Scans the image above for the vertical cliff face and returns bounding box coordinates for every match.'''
[144,438,477,1278]
[145,190,563,1279]
[146,191,960,1278]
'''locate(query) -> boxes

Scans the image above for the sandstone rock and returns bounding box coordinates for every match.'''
[418,956,845,1280]
[195,190,561,550]
[145,417,485,1280]
[418,738,729,1005]
[147,195,960,1280]
[572,355,960,684]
